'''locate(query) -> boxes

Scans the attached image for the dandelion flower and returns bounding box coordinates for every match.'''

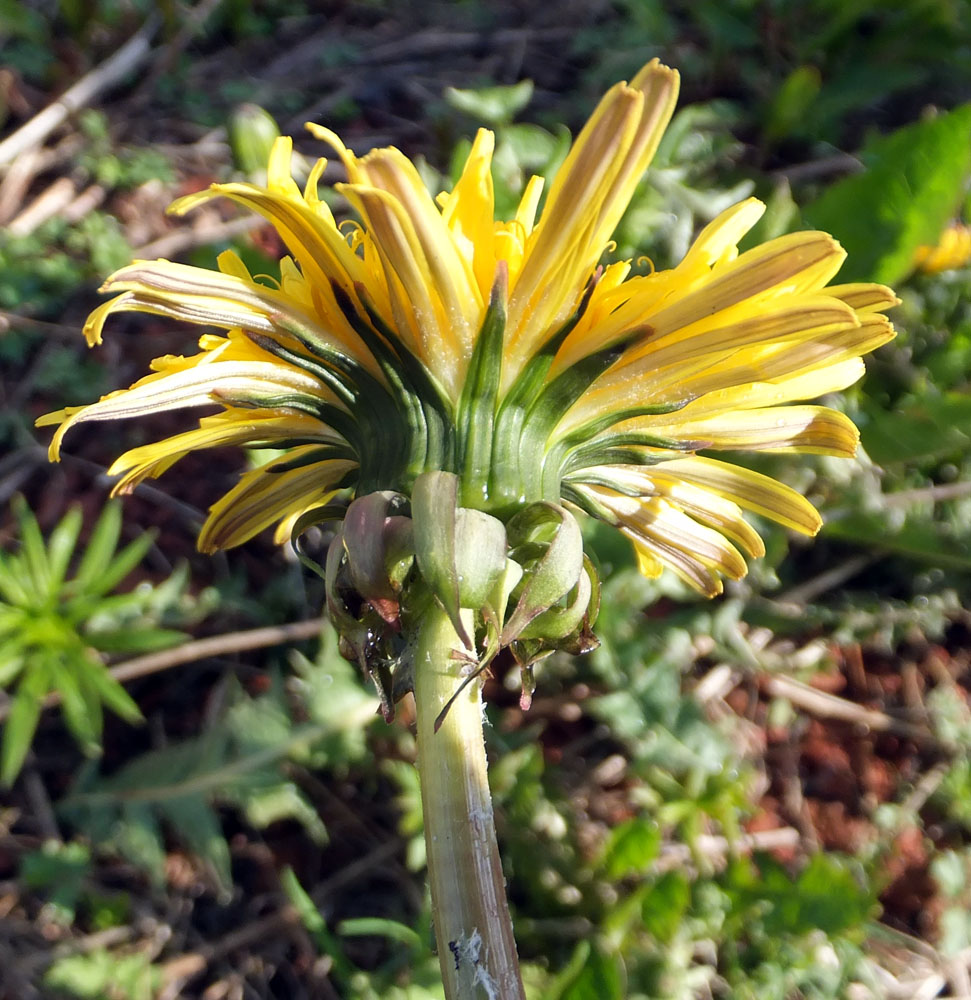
[40,60,899,1000]
[41,59,895,597]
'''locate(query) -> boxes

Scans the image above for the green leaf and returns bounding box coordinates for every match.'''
[11,494,51,599]
[859,392,971,465]
[557,942,624,1000]
[83,664,143,724]
[600,817,661,879]
[1,663,49,784]
[803,104,971,284]
[826,511,971,570]
[45,505,83,596]
[445,79,534,126]
[500,123,565,170]
[763,65,822,143]
[115,803,167,884]
[86,625,186,655]
[281,867,354,983]
[48,654,102,756]
[338,916,423,951]
[641,871,691,943]
[163,794,233,893]
[87,529,156,598]
[44,949,160,1000]
[0,552,32,606]
[20,840,92,924]
[72,500,122,594]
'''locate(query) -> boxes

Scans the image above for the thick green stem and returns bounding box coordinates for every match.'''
[414,603,525,1000]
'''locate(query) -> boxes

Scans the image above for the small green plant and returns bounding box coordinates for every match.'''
[0,497,190,784]
[44,948,160,1000]
[58,625,377,892]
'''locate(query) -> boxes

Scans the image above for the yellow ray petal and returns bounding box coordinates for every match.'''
[440,128,498,298]
[640,455,822,535]
[107,410,337,493]
[169,181,367,312]
[348,146,483,330]
[637,231,847,337]
[585,465,765,558]
[585,487,746,596]
[650,404,859,456]
[199,451,356,551]
[86,259,373,365]
[677,197,766,270]
[43,361,327,460]
[826,283,901,313]
[338,183,450,377]
[507,61,680,363]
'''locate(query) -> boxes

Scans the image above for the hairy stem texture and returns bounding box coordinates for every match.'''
[414,604,525,1000]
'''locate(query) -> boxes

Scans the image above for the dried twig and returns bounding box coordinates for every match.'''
[0,146,43,224]
[655,826,802,871]
[776,553,878,606]
[132,214,264,259]
[881,480,971,507]
[762,673,939,745]
[7,177,76,236]
[0,17,160,169]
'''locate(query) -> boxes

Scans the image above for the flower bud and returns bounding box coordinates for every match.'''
[341,491,414,624]
[228,103,281,179]
[500,502,584,646]
[411,471,507,648]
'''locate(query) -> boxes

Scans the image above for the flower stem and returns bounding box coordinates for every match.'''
[414,602,525,1000]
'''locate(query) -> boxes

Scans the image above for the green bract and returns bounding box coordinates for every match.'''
[316,470,599,722]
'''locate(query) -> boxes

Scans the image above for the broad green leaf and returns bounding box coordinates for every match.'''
[115,803,167,884]
[20,840,92,924]
[44,949,160,1000]
[641,870,691,943]
[803,104,971,284]
[558,943,624,1000]
[600,817,662,879]
[501,122,566,170]
[859,392,971,465]
[763,65,821,143]
[826,511,971,570]
[445,79,534,126]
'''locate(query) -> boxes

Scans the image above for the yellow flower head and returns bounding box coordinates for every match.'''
[913,221,971,274]
[40,60,896,597]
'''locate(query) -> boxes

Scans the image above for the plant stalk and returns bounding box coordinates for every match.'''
[414,603,525,1000]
